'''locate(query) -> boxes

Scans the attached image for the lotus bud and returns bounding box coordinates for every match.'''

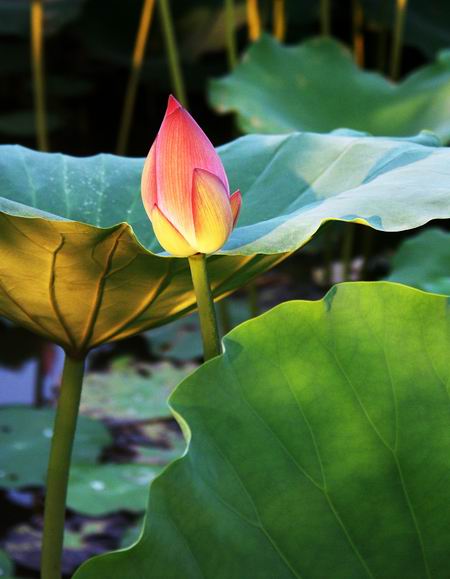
[141,95,242,257]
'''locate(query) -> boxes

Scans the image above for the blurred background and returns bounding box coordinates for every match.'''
[0,0,449,576]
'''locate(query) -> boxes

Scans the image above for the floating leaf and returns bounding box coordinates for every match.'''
[386,228,450,295]
[75,282,450,579]
[0,407,111,488]
[67,463,162,516]
[80,363,194,422]
[209,35,450,142]
[1,134,450,353]
[0,550,13,578]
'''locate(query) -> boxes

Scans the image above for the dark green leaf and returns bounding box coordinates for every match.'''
[75,282,450,579]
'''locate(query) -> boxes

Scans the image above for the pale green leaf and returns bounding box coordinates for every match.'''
[209,35,450,142]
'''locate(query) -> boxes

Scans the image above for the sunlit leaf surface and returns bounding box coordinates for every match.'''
[210,35,450,142]
[75,283,450,579]
[1,133,450,353]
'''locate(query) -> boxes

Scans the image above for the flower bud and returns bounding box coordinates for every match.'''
[141,95,241,256]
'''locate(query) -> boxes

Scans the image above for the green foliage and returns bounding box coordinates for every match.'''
[0,407,111,488]
[67,463,162,516]
[209,35,450,142]
[386,228,450,295]
[80,362,194,421]
[75,283,450,579]
[147,299,250,361]
[0,549,14,578]
[1,135,450,352]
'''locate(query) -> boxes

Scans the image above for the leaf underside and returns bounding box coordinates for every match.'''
[1,133,450,352]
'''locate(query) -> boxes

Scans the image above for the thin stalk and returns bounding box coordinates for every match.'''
[116,0,157,155]
[341,223,355,281]
[41,355,85,579]
[158,0,188,108]
[225,0,238,69]
[352,0,365,67]
[247,0,261,42]
[390,0,408,80]
[320,0,331,36]
[188,254,221,361]
[247,281,259,318]
[273,0,286,42]
[30,0,49,151]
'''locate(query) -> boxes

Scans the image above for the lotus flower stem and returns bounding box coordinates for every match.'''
[320,0,331,36]
[247,0,261,42]
[273,0,286,42]
[158,0,188,108]
[30,0,49,152]
[188,254,221,361]
[41,355,85,579]
[116,0,157,155]
[352,0,365,67]
[390,0,408,80]
[225,0,238,69]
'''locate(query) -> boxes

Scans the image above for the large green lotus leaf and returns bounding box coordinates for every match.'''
[75,282,450,579]
[209,35,450,142]
[2,134,450,354]
[386,228,450,295]
[0,407,111,488]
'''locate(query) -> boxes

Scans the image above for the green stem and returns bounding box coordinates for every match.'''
[225,0,237,69]
[116,0,156,155]
[41,355,85,579]
[320,0,331,36]
[188,254,221,361]
[30,0,49,151]
[247,281,259,318]
[158,0,188,108]
[390,0,408,80]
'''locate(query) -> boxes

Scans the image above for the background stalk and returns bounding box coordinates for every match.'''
[320,0,331,36]
[116,0,156,155]
[273,0,286,42]
[188,254,221,361]
[352,0,365,67]
[247,0,261,41]
[225,0,238,69]
[158,0,188,107]
[41,355,86,579]
[30,0,49,151]
[390,0,408,80]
